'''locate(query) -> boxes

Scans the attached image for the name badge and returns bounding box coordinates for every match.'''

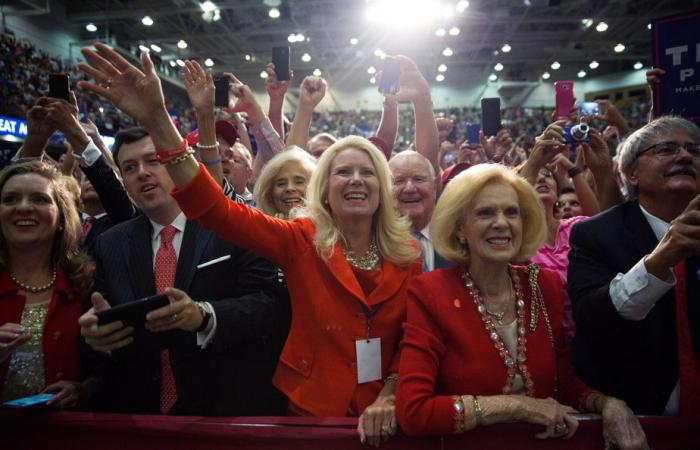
[355,337,381,384]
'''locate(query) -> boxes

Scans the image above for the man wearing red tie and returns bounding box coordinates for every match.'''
[568,116,700,416]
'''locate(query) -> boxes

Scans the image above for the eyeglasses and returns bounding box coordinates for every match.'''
[639,142,700,159]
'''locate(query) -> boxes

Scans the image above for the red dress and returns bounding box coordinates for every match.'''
[396,265,594,436]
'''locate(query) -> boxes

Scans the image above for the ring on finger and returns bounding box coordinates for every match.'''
[171,313,179,322]
[553,422,568,436]
[381,424,391,435]
[99,78,112,89]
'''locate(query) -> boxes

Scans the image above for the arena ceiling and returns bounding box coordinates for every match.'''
[4,0,699,88]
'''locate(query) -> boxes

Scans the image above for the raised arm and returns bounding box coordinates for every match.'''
[286,76,326,150]
[265,62,292,140]
[374,97,399,156]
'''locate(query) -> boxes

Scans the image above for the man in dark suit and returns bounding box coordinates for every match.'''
[389,151,452,271]
[79,127,287,416]
[568,116,700,416]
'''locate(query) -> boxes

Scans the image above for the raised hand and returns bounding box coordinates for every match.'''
[183,60,214,112]
[78,43,167,127]
[265,62,292,102]
[298,76,327,109]
[383,55,430,104]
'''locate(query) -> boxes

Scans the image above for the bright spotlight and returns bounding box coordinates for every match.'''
[200,1,217,13]
[368,66,376,74]
[86,23,97,32]
[448,26,460,36]
[581,18,593,28]
[269,8,280,18]
[647,23,651,30]
[313,69,322,77]
[633,61,643,70]
[374,49,386,58]
[442,47,453,56]
[288,34,296,43]
[494,63,503,71]
[176,59,185,67]
[501,44,511,53]
[366,0,449,28]
[550,61,561,70]
[138,45,149,53]
[260,71,269,79]
[542,72,550,80]
[169,61,177,67]
[595,21,608,32]
[436,74,445,82]
[302,53,311,62]
[577,70,586,78]
[614,43,625,53]
[456,1,469,13]
[489,73,498,82]
[350,37,358,45]
[438,63,447,72]
[141,16,154,26]
[244,54,251,61]
[150,44,162,53]
[435,28,446,37]
[589,60,599,69]
[204,58,214,67]
[370,76,376,84]
[177,40,188,49]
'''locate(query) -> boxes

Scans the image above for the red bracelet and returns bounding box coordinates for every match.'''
[155,139,187,163]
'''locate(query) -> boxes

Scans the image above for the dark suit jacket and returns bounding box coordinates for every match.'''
[567,201,679,414]
[91,214,288,416]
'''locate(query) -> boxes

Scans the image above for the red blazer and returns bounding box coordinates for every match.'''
[0,270,83,391]
[396,265,593,436]
[172,165,420,416]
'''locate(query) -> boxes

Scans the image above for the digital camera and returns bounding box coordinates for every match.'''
[563,123,590,143]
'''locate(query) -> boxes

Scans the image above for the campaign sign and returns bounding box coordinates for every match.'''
[0,116,28,139]
[652,11,700,123]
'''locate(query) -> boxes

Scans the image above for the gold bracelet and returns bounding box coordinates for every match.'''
[165,148,195,165]
[196,141,219,150]
[384,373,398,384]
[472,395,483,427]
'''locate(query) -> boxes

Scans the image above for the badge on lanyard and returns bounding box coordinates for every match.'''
[356,337,382,384]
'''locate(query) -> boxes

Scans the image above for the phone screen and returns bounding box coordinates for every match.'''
[466,123,481,147]
[481,98,501,137]
[2,393,54,408]
[554,81,574,119]
[272,46,290,81]
[49,74,70,101]
[578,101,600,116]
[378,58,401,95]
[214,78,229,107]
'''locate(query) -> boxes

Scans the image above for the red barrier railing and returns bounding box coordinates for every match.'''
[2,411,698,449]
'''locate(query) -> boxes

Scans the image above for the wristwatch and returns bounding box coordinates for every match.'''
[194,302,212,333]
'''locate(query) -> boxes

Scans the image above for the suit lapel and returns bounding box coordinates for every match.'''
[326,243,366,303]
[623,201,661,257]
[127,215,155,299]
[174,220,210,292]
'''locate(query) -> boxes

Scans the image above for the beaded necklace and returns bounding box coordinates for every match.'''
[343,240,380,270]
[10,267,57,294]
[463,267,535,396]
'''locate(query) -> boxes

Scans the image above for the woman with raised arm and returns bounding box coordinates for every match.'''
[78,43,420,447]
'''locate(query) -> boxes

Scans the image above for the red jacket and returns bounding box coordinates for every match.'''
[0,270,83,391]
[396,265,593,435]
[172,165,419,416]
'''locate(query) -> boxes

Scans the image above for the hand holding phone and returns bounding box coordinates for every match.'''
[96,294,169,327]
[214,78,230,107]
[49,74,70,101]
[378,57,401,95]
[2,393,54,409]
[272,46,290,81]
[481,98,501,137]
[466,123,481,148]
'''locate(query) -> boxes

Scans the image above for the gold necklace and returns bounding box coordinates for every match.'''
[344,240,380,270]
[10,267,57,293]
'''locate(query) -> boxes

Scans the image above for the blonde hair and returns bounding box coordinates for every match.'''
[0,161,92,298]
[253,147,317,218]
[306,136,419,265]
[430,164,546,265]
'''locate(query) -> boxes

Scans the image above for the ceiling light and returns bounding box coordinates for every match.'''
[443,47,453,56]
[370,76,376,84]
[374,49,386,58]
[542,72,550,80]
[633,61,643,70]
[438,63,447,72]
[204,58,214,67]
[269,8,280,18]
[177,40,188,49]
[150,44,162,53]
[296,33,305,42]
[260,71,269,79]
[86,23,97,32]
[169,61,177,67]
[302,53,311,62]
[614,43,625,53]
[456,1,470,13]
[200,1,217,13]
[368,66,376,74]
[141,16,154,26]
[245,54,251,61]
[176,59,185,67]
[489,73,498,82]
[581,18,593,28]
[595,21,608,32]
[494,62,503,71]
[441,4,454,19]
[501,44,511,53]
[647,23,651,30]
[589,60,599,69]
[551,61,561,70]
[138,45,149,53]
[288,34,296,43]
[436,74,445,82]
[493,50,499,56]
[448,26,460,36]
[350,37,358,45]
[435,28,446,37]
[577,70,587,78]
[313,69,322,76]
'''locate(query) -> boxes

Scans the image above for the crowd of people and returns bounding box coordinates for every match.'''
[1,32,699,450]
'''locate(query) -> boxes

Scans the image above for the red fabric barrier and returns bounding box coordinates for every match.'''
[1,411,698,450]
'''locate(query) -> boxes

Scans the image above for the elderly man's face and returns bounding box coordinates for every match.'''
[390,154,437,232]
[629,129,700,201]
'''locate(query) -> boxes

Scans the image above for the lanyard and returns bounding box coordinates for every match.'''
[356,301,383,341]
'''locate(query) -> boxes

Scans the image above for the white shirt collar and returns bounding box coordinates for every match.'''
[638,203,669,241]
[150,212,187,242]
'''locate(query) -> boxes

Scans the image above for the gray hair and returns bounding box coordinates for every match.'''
[388,150,436,182]
[618,116,700,199]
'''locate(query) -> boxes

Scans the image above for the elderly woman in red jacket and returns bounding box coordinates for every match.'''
[396,164,649,450]
[0,161,95,407]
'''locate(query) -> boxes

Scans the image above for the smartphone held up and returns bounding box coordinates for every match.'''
[49,74,70,101]
[378,57,401,95]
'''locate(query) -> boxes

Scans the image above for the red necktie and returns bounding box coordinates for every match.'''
[673,261,700,416]
[80,216,94,244]
[155,225,178,414]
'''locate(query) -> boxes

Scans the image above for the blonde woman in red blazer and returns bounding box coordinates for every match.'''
[396,164,649,450]
[0,161,95,407]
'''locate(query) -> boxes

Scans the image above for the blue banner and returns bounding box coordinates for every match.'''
[652,11,700,123]
[0,116,28,139]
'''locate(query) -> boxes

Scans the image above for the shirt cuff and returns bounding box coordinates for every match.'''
[12,147,44,163]
[609,256,676,320]
[73,137,102,167]
[196,301,217,349]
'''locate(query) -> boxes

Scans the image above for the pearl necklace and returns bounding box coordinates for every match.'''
[463,267,535,396]
[343,240,380,270]
[10,267,57,293]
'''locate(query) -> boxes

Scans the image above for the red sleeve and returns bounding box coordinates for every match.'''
[396,276,457,436]
[171,163,305,268]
